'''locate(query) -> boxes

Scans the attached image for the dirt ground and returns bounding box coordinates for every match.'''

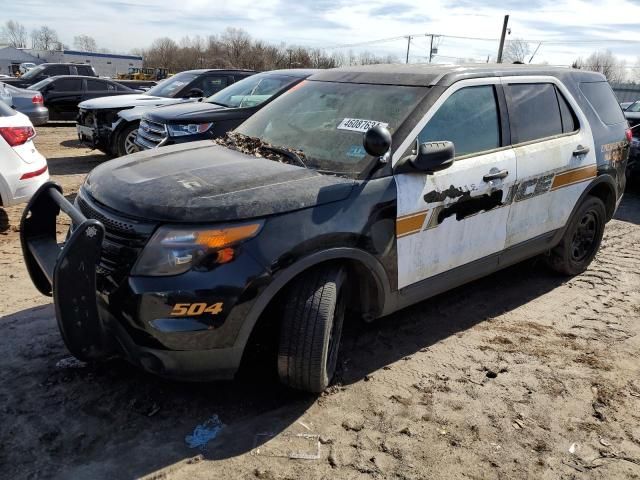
[1,126,640,480]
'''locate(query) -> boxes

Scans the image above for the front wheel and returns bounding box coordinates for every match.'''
[545,196,606,276]
[278,265,347,393]
[115,122,140,157]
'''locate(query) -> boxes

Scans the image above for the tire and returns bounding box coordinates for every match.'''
[545,196,606,276]
[115,122,140,157]
[277,265,347,393]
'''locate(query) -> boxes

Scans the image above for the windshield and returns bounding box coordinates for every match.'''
[21,66,45,80]
[27,78,53,90]
[146,72,198,97]
[235,80,428,176]
[206,73,299,108]
[627,102,640,113]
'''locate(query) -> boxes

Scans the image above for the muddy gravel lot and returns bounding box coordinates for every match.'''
[1,126,640,479]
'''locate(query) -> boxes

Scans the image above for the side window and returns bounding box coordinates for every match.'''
[191,76,229,96]
[106,82,116,91]
[417,85,501,157]
[77,65,93,76]
[86,79,106,91]
[54,78,83,91]
[45,65,69,77]
[508,83,563,143]
[557,89,578,133]
[580,81,626,125]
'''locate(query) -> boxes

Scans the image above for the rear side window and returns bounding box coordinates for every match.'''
[45,65,69,76]
[580,81,625,125]
[508,83,563,143]
[418,85,501,157]
[86,79,106,91]
[76,65,94,76]
[54,78,83,91]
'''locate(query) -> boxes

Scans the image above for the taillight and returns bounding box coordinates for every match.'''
[32,94,43,104]
[0,126,36,147]
[626,128,634,143]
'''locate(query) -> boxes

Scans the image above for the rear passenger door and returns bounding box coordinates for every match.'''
[46,77,84,120]
[502,78,597,247]
[394,79,517,289]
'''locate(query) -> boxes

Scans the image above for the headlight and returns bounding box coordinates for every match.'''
[132,222,262,276]
[167,122,213,137]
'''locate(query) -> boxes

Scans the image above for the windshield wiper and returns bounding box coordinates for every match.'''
[262,145,307,168]
[207,101,228,107]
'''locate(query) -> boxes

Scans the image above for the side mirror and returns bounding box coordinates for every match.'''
[187,88,204,98]
[363,125,392,158]
[396,141,455,174]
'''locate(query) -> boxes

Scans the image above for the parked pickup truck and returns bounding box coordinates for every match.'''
[2,63,97,89]
[21,64,628,393]
[76,69,256,157]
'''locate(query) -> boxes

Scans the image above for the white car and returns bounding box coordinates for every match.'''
[0,102,48,207]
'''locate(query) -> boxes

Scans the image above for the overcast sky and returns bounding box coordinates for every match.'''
[4,0,640,69]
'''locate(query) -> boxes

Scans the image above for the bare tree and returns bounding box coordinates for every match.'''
[573,50,627,83]
[140,28,343,71]
[73,34,97,52]
[30,26,60,50]
[1,20,27,48]
[503,39,530,63]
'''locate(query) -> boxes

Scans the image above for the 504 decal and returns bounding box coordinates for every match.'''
[170,302,224,317]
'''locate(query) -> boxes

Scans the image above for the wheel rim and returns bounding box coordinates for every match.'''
[124,130,140,155]
[326,289,346,379]
[570,210,598,262]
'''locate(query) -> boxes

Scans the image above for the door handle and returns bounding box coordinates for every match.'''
[573,145,590,156]
[483,169,509,182]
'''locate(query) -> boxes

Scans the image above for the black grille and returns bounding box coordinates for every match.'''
[75,194,155,281]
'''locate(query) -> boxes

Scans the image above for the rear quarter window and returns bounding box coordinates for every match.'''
[579,81,626,125]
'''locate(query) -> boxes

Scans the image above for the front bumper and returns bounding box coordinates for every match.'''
[21,183,269,380]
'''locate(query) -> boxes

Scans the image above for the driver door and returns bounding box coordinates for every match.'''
[394,80,516,289]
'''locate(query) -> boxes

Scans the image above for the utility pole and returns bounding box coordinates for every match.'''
[429,34,434,63]
[496,14,509,63]
[405,35,411,64]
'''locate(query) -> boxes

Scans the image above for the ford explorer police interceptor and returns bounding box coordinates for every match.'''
[21,64,629,393]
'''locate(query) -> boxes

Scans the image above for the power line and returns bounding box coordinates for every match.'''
[323,33,640,50]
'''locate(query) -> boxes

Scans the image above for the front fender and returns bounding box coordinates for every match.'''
[117,105,155,123]
[233,247,392,356]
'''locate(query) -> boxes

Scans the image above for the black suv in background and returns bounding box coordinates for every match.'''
[135,70,316,150]
[27,76,139,121]
[2,63,97,89]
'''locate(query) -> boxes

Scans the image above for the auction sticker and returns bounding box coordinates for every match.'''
[337,118,389,133]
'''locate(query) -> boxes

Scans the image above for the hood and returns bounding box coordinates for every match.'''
[84,141,356,223]
[145,101,230,124]
[79,94,192,110]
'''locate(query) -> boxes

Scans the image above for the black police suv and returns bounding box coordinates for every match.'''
[2,63,97,89]
[27,76,139,121]
[135,70,316,150]
[22,64,629,392]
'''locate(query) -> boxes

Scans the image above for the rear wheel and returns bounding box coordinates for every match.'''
[545,196,606,275]
[278,265,347,393]
[115,122,140,157]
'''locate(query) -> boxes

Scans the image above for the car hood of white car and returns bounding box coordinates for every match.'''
[78,94,191,110]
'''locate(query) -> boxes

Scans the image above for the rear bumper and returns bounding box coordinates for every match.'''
[20,183,266,380]
[27,110,49,126]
